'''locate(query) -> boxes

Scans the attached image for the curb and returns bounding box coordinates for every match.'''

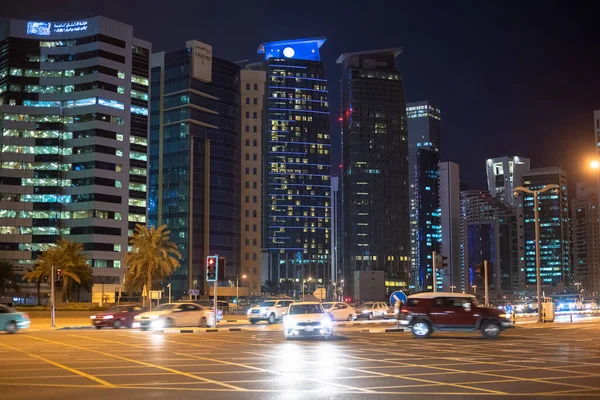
[54,326,94,330]
[161,327,248,333]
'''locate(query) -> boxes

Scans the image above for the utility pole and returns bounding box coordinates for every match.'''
[213,254,218,328]
[50,265,55,327]
[484,260,489,306]
[432,251,437,293]
[167,283,171,304]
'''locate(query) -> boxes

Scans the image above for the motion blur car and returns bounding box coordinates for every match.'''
[133,303,222,330]
[0,305,30,333]
[283,302,333,339]
[583,300,598,310]
[247,299,294,324]
[196,300,230,313]
[90,305,144,329]
[354,301,390,320]
[512,300,531,313]
[557,298,583,311]
[399,292,512,339]
[322,302,356,321]
[496,300,514,315]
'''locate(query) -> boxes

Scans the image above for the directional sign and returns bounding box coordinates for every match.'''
[189,289,200,296]
[390,291,407,307]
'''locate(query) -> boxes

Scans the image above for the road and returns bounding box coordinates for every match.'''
[2,322,600,399]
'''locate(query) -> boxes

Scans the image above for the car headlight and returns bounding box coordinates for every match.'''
[103,315,114,320]
[362,309,370,313]
[134,315,142,320]
[320,317,332,327]
[151,319,165,329]
[90,315,96,319]
[499,313,507,319]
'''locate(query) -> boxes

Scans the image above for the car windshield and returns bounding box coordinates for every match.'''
[289,304,324,315]
[322,304,333,310]
[360,302,374,308]
[0,305,15,313]
[259,301,276,307]
[154,304,175,311]
[108,306,126,313]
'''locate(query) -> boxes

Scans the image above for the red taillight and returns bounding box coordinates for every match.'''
[22,314,29,320]
[400,308,408,313]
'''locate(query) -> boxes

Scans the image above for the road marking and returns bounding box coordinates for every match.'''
[29,335,244,391]
[0,342,115,388]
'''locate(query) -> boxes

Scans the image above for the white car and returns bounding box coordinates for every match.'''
[557,299,583,311]
[583,300,598,310]
[354,301,390,320]
[322,302,356,321]
[133,303,221,330]
[283,302,333,339]
[247,299,294,324]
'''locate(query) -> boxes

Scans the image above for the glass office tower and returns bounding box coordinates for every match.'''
[257,38,331,286]
[0,17,150,297]
[338,49,410,295]
[149,41,241,299]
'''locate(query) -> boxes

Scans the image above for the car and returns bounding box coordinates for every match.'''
[283,302,333,339]
[398,292,512,339]
[322,302,356,321]
[354,301,390,320]
[247,299,294,324]
[557,299,583,311]
[583,300,597,311]
[90,305,144,329]
[512,300,532,313]
[133,303,221,330]
[0,304,30,333]
[195,300,230,313]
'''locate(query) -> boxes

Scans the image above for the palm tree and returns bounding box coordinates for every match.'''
[56,239,91,302]
[126,224,181,304]
[262,279,279,295]
[24,245,62,305]
[0,260,19,297]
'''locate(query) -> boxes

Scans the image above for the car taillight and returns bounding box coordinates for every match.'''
[22,314,29,320]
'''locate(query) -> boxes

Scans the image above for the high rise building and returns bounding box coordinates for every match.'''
[407,101,441,290]
[572,182,600,294]
[461,190,518,291]
[522,167,571,287]
[486,156,531,288]
[0,17,150,291]
[258,38,331,286]
[149,40,241,299]
[240,66,266,295]
[595,110,600,150]
[438,162,462,291]
[338,48,409,296]
[413,148,440,291]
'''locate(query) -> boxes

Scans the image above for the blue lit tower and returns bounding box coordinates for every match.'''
[257,38,331,286]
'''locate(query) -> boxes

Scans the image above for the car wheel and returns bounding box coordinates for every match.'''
[481,320,501,339]
[113,320,121,329]
[165,318,174,328]
[94,326,102,329]
[141,327,149,331]
[199,317,207,327]
[412,320,432,338]
[347,314,353,321]
[249,319,258,324]
[268,313,276,324]
[368,312,374,320]
[5,321,17,334]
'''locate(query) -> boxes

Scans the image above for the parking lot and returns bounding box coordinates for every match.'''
[3,321,600,399]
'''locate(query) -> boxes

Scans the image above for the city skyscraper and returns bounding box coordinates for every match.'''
[407,101,441,291]
[338,48,409,296]
[438,161,462,291]
[461,190,518,291]
[572,182,600,294]
[149,40,241,299]
[486,156,530,288]
[240,66,266,295]
[0,17,150,293]
[258,38,331,285]
[522,167,571,287]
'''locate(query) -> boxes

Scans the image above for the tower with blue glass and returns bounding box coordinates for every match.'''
[257,38,331,286]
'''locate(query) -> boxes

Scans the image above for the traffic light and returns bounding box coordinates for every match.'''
[206,256,218,282]
[218,257,226,281]
[57,269,63,281]
[436,254,448,270]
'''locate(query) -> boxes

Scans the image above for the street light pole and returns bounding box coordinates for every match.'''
[514,184,559,323]
[167,283,171,304]
[236,275,246,315]
[50,265,55,327]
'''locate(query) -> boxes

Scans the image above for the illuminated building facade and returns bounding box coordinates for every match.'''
[149,41,241,299]
[338,48,409,295]
[258,38,331,285]
[407,101,441,291]
[571,183,600,294]
[0,17,149,291]
[522,167,571,286]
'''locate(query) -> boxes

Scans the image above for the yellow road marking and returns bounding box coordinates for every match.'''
[30,335,244,391]
[77,333,375,394]
[0,342,115,388]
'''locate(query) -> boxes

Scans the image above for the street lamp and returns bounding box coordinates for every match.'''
[514,183,560,323]
[236,274,247,314]
[590,160,600,170]
[472,285,477,295]
[450,285,456,293]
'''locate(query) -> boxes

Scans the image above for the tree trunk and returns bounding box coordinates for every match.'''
[147,264,153,306]
[36,281,41,306]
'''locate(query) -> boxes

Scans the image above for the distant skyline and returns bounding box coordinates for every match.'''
[5,0,599,189]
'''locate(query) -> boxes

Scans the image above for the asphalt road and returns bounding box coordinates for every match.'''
[2,322,600,399]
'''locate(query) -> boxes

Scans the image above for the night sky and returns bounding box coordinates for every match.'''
[5,0,600,191]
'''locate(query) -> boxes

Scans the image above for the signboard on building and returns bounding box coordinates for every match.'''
[186,40,212,83]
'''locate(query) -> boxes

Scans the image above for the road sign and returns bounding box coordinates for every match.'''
[142,285,147,298]
[189,289,200,296]
[314,288,326,300]
[390,291,407,307]
[149,290,162,300]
